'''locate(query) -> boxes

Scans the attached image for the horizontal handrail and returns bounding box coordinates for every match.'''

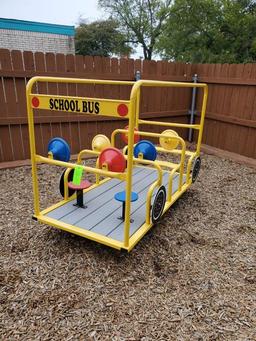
[35,155,126,181]
[139,119,200,130]
[26,76,135,91]
[111,128,187,147]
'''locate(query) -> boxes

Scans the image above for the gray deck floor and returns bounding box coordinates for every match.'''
[46,166,186,242]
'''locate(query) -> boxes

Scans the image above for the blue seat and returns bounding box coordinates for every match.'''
[114,191,138,203]
[114,190,138,221]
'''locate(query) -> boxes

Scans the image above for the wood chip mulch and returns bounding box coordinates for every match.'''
[0,153,255,340]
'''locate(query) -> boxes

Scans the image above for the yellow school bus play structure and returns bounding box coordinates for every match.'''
[26,77,208,251]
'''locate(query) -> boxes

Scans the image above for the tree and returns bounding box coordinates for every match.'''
[219,0,256,63]
[157,0,256,63]
[75,19,132,57]
[98,0,172,60]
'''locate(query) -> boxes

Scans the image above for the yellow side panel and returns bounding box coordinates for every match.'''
[29,94,130,118]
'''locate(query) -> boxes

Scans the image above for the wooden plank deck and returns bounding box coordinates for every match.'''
[46,166,185,242]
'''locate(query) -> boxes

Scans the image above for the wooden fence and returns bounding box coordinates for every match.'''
[195,63,256,159]
[0,48,255,162]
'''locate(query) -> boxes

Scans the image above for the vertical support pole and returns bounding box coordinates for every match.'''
[123,88,137,248]
[135,71,141,129]
[95,158,100,184]
[122,202,125,220]
[26,79,40,216]
[135,70,141,81]
[178,147,186,191]
[135,89,140,129]
[77,190,84,208]
[196,85,208,155]
[188,74,198,142]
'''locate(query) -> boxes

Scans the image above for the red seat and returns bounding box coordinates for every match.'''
[68,179,91,191]
[68,180,91,208]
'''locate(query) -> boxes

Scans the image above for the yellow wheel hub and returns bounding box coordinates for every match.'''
[92,134,111,152]
[159,129,179,150]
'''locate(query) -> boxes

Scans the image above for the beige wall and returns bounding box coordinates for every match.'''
[0,29,75,54]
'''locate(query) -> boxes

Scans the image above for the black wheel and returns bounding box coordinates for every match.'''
[192,157,201,183]
[123,148,128,168]
[152,186,166,224]
[59,168,75,198]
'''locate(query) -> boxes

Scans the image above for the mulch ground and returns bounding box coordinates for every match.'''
[0,153,255,340]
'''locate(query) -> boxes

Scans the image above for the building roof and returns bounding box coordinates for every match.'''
[0,18,75,36]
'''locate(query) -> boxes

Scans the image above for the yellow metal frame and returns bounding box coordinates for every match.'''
[26,77,208,251]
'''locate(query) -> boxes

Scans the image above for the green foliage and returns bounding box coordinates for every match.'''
[75,19,132,57]
[157,0,256,63]
[98,0,172,60]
